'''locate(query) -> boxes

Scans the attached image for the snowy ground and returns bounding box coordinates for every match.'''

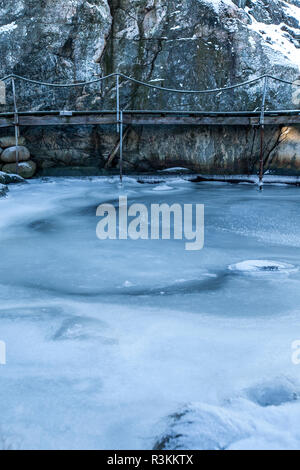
[0,176,300,449]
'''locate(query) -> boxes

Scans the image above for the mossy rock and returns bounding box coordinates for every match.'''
[0,136,26,148]
[2,161,36,179]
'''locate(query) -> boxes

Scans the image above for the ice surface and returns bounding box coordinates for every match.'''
[1,176,300,449]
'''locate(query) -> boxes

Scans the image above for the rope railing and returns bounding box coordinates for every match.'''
[0,71,299,92]
[0,73,114,88]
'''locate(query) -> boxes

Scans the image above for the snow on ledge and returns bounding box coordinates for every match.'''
[0,22,17,35]
[246,7,300,70]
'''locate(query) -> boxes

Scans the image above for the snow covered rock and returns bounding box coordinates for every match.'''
[0,182,7,196]
[228,259,298,274]
[0,170,25,184]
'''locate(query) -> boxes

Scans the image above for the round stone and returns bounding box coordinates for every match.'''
[2,160,36,179]
[0,136,26,148]
[1,146,30,163]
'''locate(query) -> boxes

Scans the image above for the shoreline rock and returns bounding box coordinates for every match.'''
[0,170,26,184]
[1,146,31,164]
[0,183,8,197]
[2,161,36,179]
[0,136,26,149]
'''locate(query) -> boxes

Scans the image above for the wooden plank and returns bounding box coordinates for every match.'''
[264,116,300,125]
[0,117,14,127]
[18,114,117,126]
[123,115,254,126]
[125,114,300,125]
[0,112,299,128]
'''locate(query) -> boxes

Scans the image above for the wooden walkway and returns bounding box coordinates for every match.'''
[0,109,299,127]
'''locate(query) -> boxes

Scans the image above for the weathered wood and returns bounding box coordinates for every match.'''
[263,116,300,125]
[0,118,14,127]
[105,126,131,168]
[17,114,118,126]
[0,111,298,128]
[123,115,254,126]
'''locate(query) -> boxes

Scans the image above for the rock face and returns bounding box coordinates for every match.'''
[0,0,299,174]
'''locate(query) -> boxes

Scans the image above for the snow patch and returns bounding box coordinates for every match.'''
[154,380,300,450]
[0,22,17,34]
[159,167,191,173]
[282,0,300,25]
[247,13,300,69]
[152,184,174,191]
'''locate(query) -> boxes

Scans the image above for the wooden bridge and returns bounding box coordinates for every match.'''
[0,109,299,128]
[0,72,299,187]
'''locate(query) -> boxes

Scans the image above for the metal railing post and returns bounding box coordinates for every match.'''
[259,75,268,190]
[119,110,123,184]
[11,77,19,175]
[116,73,120,132]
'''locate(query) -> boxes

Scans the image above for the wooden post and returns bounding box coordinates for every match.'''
[11,77,19,175]
[259,76,268,190]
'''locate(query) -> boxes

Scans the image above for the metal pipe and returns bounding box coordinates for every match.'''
[11,77,19,176]
[119,110,123,184]
[116,74,120,132]
[259,76,268,190]
[1,73,117,87]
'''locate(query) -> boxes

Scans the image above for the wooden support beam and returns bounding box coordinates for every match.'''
[123,115,254,126]
[17,114,118,126]
[0,112,298,128]
[105,126,131,168]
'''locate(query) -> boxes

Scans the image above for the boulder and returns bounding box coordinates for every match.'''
[1,146,30,163]
[2,161,36,179]
[0,136,26,148]
[0,170,25,184]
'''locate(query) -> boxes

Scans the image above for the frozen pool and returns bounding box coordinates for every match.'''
[0,175,300,450]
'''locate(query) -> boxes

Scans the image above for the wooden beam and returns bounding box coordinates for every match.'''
[0,117,14,127]
[0,112,298,128]
[123,115,254,126]
[105,126,131,168]
[17,114,117,126]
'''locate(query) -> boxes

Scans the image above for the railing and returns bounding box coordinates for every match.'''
[0,72,299,186]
